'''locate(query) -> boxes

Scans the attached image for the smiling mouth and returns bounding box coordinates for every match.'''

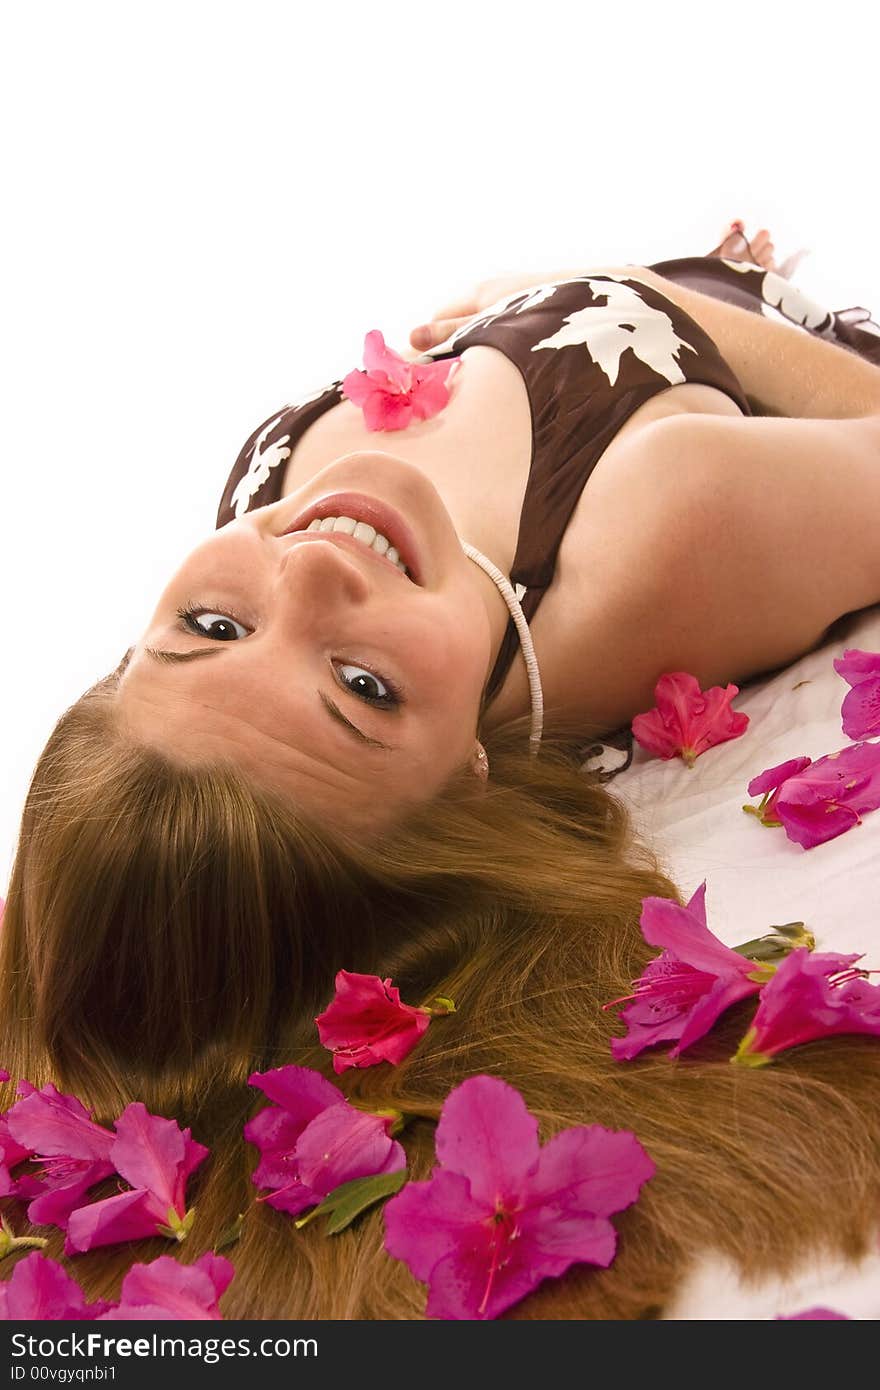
[280,492,423,584]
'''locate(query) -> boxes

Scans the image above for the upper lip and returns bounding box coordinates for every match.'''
[279,493,422,584]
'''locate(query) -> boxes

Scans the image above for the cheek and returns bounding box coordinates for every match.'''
[404,612,490,701]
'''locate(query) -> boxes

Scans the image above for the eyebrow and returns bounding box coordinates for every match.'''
[143,646,394,751]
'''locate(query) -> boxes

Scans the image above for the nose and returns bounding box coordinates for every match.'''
[278,534,372,606]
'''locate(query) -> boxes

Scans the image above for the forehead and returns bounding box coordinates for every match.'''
[116,643,447,833]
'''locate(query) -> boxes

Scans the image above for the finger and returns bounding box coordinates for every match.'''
[409,317,471,351]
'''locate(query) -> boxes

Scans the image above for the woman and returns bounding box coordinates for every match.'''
[3,224,880,1319]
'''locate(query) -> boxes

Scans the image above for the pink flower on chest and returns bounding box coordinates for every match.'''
[341,330,460,431]
[631,672,749,767]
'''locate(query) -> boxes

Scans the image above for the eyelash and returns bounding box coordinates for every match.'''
[174,600,406,710]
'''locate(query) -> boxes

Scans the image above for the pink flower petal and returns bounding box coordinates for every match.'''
[64,1189,163,1254]
[244,1107,312,1193]
[5,1083,115,1164]
[339,367,374,407]
[528,1126,655,1218]
[434,1077,541,1206]
[362,330,412,391]
[248,1065,343,1120]
[294,1105,405,1195]
[747,757,813,799]
[384,1170,484,1286]
[316,970,431,1073]
[772,742,880,848]
[840,678,880,740]
[779,1306,851,1319]
[100,1253,234,1321]
[639,884,754,977]
[833,648,880,685]
[736,949,880,1063]
[384,1078,652,1320]
[110,1103,208,1215]
[632,672,748,765]
[362,390,413,431]
[671,974,763,1056]
[608,882,763,1060]
[0,1252,108,1320]
[27,1173,111,1230]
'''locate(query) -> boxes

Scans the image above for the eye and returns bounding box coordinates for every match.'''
[336,663,403,709]
[176,602,249,641]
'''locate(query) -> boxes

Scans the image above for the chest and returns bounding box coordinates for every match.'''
[279,344,743,729]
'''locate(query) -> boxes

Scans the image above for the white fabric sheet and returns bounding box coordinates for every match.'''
[598,601,880,1318]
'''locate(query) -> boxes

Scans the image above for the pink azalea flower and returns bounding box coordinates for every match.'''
[744,742,880,849]
[631,672,749,767]
[383,1075,654,1320]
[244,1065,405,1217]
[316,970,453,1073]
[834,648,880,740]
[0,1113,33,1197]
[64,1103,209,1255]
[99,1253,234,1321]
[0,1068,9,1083]
[734,948,880,1066]
[341,330,460,431]
[604,883,768,1061]
[0,1252,109,1320]
[2,1082,116,1220]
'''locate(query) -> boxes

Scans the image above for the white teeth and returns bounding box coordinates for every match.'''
[298,515,409,574]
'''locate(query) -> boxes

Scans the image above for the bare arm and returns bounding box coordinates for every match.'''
[412,264,880,421]
[625,264,880,422]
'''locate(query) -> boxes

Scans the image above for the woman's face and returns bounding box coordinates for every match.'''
[116,452,496,834]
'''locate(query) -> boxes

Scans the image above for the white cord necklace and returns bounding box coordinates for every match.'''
[460,541,544,756]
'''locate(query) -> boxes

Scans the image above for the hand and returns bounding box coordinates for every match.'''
[409,271,565,352]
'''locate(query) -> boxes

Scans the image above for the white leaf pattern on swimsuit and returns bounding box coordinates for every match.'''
[529,276,699,388]
[758,270,834,335]
[230,386,332,517]
[423,282,564,356]
[719,259,834,336]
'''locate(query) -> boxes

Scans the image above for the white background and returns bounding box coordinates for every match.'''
[2,0,878,885]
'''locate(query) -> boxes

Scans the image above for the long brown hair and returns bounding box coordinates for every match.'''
[2,652,880,1318]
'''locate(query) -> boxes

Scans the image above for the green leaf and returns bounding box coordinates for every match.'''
[732,922,814,963]
[294,1169,408,1236]
[215,1213,245,1252]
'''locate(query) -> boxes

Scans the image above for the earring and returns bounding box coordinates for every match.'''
[472,742,489,781]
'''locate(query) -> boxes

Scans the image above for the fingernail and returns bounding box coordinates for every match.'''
[411,326,431,349]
